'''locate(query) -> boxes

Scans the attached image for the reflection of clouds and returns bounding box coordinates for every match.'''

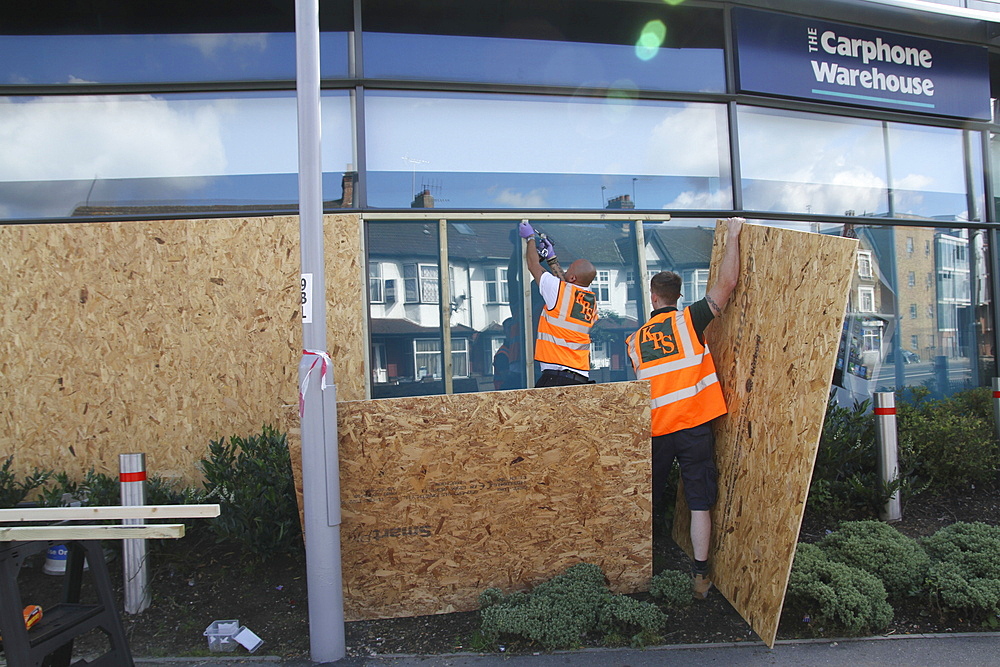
[67,75,97,84]
[645,105,724,177]
[180,34,269,59]
[0,95,227,181]
[493,188,548,208]
[739,109,887,214]
[663,188,731,209]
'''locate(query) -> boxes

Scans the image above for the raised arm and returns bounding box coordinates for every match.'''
[705,217,744,317]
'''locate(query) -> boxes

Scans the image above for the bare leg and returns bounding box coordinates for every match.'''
[690,510,711,562]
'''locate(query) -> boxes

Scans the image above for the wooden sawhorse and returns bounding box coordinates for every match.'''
[0,505,220,667]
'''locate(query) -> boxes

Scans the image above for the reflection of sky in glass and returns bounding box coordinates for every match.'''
[0,91,353,220]
[887,123,970,220]
[739,106,978,221]
[365,91,731,209]
[363,33,724,92]
[0,33,349,84]
[738,106,889,217]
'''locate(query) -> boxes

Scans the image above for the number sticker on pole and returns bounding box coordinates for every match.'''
[301,273,313,324]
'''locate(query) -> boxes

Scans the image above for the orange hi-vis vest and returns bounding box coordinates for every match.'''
[534,280,599,372]
[626,306,727,437]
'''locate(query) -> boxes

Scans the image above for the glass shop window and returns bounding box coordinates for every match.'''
[361,0,724,92]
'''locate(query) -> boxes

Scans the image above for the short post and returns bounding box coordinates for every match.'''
[992,378,1000,442]
[120,453,151,614]
[874,393,902,522]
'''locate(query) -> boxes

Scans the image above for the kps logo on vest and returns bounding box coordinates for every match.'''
[638,320,680,362]
[569,290,598,325]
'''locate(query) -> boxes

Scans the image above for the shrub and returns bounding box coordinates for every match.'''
[818,520,930,600]
[38,468,119,508]
[809,397,903,521]
[785,542,893,635]
[922,522,1000,619]
[0,455,52,508]
[199,425,302,558]
[649,569,692,608]
[897,387,999,493]
[479,563,665,650]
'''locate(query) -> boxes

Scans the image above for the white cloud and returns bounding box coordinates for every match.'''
[0,95,228,181]
[493,188,549,208]
[180,34,269,59]
[663,188,732,210]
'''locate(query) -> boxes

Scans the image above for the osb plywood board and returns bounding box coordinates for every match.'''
[0,214,364,485]
[333,381,652,621]
[672,221,857,647]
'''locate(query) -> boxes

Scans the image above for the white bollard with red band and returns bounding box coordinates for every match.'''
[992,378,1000,443]
[874,392,902,522]
[120,453,151,614]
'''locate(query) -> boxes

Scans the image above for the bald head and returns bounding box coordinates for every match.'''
[566,259,596,287]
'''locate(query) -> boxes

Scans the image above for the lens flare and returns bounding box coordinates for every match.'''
[635,20,666,61]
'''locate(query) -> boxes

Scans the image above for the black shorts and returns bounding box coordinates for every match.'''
[651,422,718,512]
[534,368,594,387]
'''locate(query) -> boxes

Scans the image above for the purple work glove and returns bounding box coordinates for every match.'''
[536,238,556,260]
[517,221,536,239]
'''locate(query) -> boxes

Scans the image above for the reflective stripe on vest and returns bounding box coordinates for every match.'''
[626,307,727,436]
[535,280,598,371]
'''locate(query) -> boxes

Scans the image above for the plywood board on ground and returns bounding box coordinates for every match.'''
[334,380,652,621]
[673,221,858,647]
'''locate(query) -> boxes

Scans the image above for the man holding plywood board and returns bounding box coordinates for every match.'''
[668,220,858,646]
[627,217,745,600]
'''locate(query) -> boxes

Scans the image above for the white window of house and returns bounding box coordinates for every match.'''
[858,286,875,312]
[907,271,915,288]
[692,269,709,301]
[412,338,469,378]
[404,263,439,303]
[414,339,441,378]
[593,270,611,303]
[911,334,919,350]
[857,251,873,279]
[910,303,918,319]
[486,266,509,304]
[451,338,469,378]
[906,237,914,253]
[591,340,610,369]
[369,262,384,303]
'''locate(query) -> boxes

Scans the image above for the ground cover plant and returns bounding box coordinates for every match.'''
[3,394,998,660]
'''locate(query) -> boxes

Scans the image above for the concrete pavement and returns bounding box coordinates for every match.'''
[133,632,1000,667]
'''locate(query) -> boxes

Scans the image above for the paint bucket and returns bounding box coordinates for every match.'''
[42,544,69,575]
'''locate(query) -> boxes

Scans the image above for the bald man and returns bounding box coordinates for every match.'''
[519,221,599,387]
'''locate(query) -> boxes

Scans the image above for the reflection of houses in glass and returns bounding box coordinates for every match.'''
[368,221,644,395]
[934,230,972,359]
[642,225,714,309]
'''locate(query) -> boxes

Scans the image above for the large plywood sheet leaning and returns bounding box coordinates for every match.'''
[673,221,858,647]
[334,381,652,621]
[0,214,365,485]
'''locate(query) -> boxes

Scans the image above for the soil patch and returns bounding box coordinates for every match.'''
[8,489,999,661]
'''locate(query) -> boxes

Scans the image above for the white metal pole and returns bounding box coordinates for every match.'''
[295,0,346,661]
[874,392,902,522]
[119,453,151,614]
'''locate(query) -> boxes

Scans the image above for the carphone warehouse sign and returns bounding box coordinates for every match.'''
[733,8,990,120]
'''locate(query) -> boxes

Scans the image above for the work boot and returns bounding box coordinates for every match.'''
[692,572,713,599]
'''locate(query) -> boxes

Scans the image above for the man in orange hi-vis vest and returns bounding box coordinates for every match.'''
[626,217,744,600]
[518,221,599,387]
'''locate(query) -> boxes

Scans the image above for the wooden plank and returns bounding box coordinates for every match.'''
[330,380,652,621]
[0,524,186,541]
[0,504,220,523]
[672,221,858,647]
